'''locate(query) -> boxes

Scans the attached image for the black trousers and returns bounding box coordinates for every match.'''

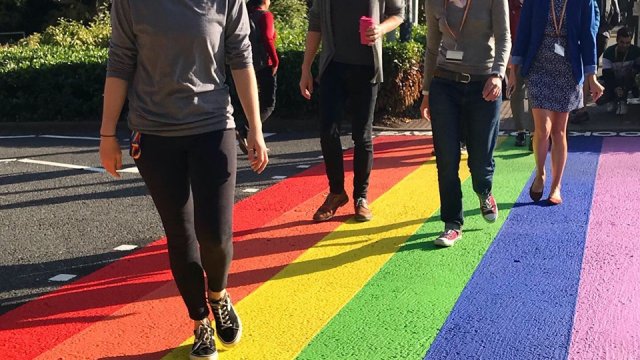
[236,66,277,138]
[134,129,236,320]
[319,61,378,200]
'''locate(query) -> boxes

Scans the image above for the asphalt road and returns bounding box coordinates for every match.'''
[0,129,343,315]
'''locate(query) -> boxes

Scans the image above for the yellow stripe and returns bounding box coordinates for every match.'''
[163,159,471,360]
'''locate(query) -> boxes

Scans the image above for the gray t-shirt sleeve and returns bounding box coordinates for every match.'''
[225,0,253,70]
[384,0,405,19]
[308,0,321,32]
[107,0,137,81]
[491,0,511,76]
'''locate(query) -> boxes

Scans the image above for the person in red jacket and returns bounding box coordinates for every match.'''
[236,0,279,154]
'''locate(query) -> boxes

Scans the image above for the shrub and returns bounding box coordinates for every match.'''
[0,45,108,122]
[18,6,110,48]
[376,40,424,115]
[270,0,308,33]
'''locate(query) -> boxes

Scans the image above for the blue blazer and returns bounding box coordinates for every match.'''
[511,0,599,85]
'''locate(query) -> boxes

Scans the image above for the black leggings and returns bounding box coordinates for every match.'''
[134,129,236,320]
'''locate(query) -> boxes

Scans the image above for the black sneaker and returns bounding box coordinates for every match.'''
[515,131,526,147]
[478,193,498,223]
[190,319,218,360]
[210,292,242,347]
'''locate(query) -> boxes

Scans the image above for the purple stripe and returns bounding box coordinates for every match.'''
[568,137,640,359]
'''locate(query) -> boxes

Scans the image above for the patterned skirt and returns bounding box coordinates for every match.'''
[525,35,583,113]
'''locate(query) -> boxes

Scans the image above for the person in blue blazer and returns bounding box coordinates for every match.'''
[510,0,604,205]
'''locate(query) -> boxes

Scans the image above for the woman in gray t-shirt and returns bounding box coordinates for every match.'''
[99,1,269,359]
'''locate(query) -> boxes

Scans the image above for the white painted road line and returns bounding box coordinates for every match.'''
[40,135,101,141]
[17,159,104,173]
[296,165,311,169]
[271,176,287,180]
[0,135,37,139]
[16,159,140,175]
[117,167,140,174]
[243,188,260,193]
[49,274,76,282]
[114,244,138,251]
[0,158,17,163]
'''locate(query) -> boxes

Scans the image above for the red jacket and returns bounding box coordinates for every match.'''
[508,0,524,46]
[249,8,279,68]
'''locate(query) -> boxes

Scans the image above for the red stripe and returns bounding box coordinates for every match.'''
[1,136,431,359]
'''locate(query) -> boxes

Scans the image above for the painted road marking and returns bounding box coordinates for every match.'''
[113,245,138,251]
[568,137,640,359]
[271,175,287,180]
[48,274,76,282]
[40,135,101,141]
[15,158,140,175]
[165,140,440,360]
[6,135,636,359]
[116,167,139,174]
[242,188,259,193]
[425,137,602,360]
[0,158,17,163]
[296,165,311,169]
[17,159,103,173]
[297,141,532,359]
[30,137,429,359]
[0,135,37,139]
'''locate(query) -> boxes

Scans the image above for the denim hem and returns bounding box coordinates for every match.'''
[444,222,462,231]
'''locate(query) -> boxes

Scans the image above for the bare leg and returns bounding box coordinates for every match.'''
[531,109,553,193]
[548,111,570,203]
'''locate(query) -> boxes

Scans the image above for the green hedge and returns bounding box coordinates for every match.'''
[0,14,425,122]
[0,45,107,122]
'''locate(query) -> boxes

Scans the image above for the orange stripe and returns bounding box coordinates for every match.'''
[4,136,430,359]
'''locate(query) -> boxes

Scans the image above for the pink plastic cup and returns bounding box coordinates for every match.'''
[359,16,374,45]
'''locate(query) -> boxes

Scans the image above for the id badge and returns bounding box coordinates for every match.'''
[554,43,565,57]
[445,50,464,62]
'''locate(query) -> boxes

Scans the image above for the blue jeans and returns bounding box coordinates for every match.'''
[429,77,501,230]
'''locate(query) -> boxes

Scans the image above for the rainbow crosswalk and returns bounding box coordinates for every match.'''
[1,135,638,360]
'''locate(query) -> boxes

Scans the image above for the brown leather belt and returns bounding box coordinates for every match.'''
[434,67,492,84]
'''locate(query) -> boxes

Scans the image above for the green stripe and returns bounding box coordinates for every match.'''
[296,142,534,360]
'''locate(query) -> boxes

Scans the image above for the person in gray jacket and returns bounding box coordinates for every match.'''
[99,1,269,359]
[420,0,511,247]
[299,0,404,223]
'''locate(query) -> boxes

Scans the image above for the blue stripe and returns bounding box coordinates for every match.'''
[424,137,603,360]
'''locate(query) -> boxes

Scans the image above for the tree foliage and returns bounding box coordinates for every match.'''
[0,0,108,35]
[270,0,308,32]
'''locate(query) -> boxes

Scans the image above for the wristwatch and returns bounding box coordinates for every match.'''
[491,73,504,80]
